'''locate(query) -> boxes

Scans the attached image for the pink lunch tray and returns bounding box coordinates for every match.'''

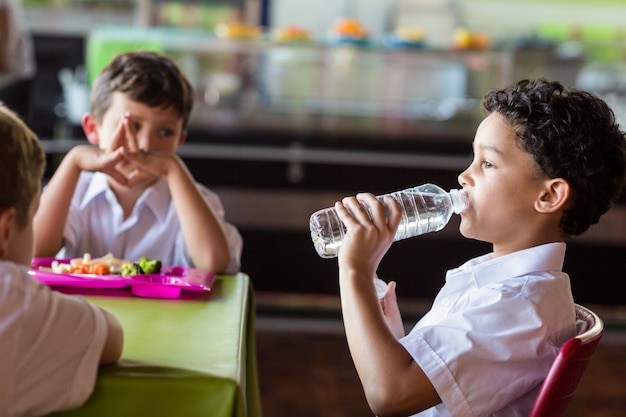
[29,258,216,299]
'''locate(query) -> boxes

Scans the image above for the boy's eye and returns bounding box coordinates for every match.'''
[158,128,175,137]
[482,160,494,169]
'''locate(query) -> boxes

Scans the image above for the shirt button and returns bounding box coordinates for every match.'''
[441,298,451,307]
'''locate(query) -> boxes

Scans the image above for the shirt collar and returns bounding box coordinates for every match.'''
[80,172,109,208]
[136,177,171,222]
[79,172,171,222]
[449,242,566,288]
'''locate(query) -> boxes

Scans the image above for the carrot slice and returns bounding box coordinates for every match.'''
[90,263,111,275]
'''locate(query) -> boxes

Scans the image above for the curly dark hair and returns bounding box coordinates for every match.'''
[481,78,626,236]
[90,51,194,128]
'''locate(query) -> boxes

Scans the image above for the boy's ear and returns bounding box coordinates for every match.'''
[81,113,100,145]
[535,178,570,213]
[177,130,188,146]
[0,208,16,259]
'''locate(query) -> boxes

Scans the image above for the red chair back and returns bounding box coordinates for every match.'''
[529,304,604,417]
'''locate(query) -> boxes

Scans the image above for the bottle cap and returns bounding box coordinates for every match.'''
[449,189,469,214]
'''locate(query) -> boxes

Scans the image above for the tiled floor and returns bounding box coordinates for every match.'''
[256,314,372,417]
[255,296,626,417]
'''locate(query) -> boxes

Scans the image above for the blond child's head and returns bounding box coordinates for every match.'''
[0,104,45,229]
[0,105,45,265]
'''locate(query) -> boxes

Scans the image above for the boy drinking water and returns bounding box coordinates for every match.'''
[334,79,626,416]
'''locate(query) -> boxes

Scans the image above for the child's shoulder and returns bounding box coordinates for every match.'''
[0,260,38,298]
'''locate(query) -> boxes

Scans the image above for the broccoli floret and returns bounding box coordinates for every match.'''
[138,257,162,274]
[121,262,144,277]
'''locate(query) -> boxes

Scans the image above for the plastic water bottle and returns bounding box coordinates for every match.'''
[309,183,468,258]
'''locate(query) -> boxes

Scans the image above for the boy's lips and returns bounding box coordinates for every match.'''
[111,161,156,186]
[460,189,470,209]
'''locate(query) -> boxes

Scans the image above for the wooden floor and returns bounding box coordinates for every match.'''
[255,296,626,417]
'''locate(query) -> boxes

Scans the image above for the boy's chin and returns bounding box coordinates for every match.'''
[458,222,476,240]
[126,173,159,188]
[109,171,158,189]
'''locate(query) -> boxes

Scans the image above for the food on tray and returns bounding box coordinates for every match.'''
[121,257,162,276]
[30,257,214,299]
[272,25,312,43]
[39,253,162,277]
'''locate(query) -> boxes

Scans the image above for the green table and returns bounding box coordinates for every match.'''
[48,273,262,417]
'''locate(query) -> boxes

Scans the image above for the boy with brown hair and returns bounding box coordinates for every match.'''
[33,51,242,273]
[334,79,626,416]
[0,104,123,416]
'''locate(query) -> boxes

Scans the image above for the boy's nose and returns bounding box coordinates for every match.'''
[135,134,152,151]
[458,169,470,187]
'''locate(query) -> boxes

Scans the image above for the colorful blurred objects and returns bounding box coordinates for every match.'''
[272,25,312,43]
[157,2,232,31]
[452,27,491,50]
[215,22,262,40]
[387,27,427,48]
[329,18,369,44]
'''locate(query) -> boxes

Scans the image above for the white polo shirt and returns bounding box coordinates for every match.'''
[0,261,107,416]
[401,242,577,417]
[58,171,242,273]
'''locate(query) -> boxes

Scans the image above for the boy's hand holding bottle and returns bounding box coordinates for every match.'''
[335,193,402,276]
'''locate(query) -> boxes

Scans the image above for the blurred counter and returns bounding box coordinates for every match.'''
[44,25,603,144]
[81,26,510,143]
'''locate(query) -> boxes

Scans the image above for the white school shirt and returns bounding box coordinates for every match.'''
[57,171,242,273]
[0,261,107,417]
[400,242,576,417]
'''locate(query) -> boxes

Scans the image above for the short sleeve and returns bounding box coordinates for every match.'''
[197,185,243,273]
[0,264,108,416]
[400,286,559,417]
